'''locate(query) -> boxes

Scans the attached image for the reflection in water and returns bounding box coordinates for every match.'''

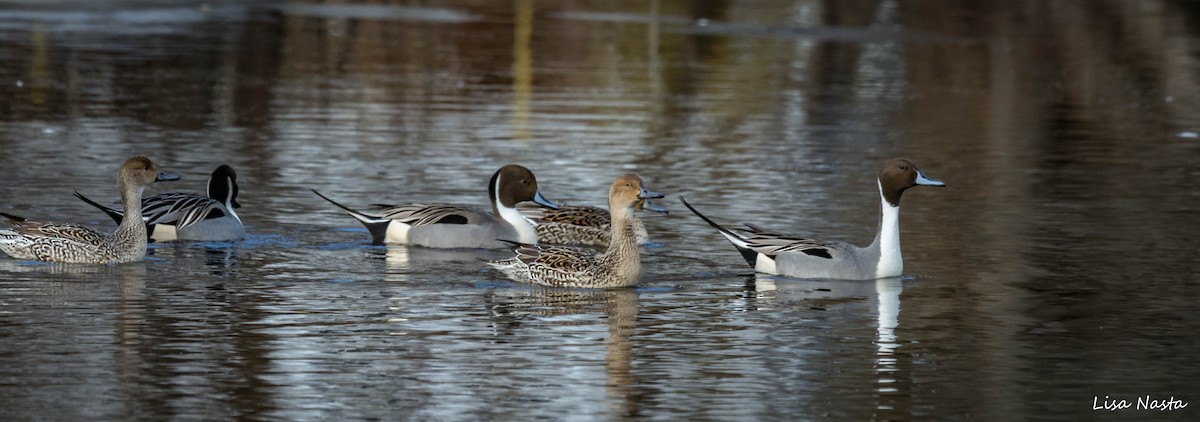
[485,288,640,417]
[512,0,533,140]
[382,244,410,275]
[0,262,153,419]
[874,278,901,382]
[873,277,904,414]
[0,261,147,295]
[203,245,239,273]
[28,23,49,107]
[602,289,638,417]
[748,274,910,415]
[275,3,479,23]
[380,245,504,282]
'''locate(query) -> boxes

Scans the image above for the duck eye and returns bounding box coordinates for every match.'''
[899,165,908,170]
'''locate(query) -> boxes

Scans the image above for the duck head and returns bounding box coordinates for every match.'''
[878,158,944,207]
[208,165,241,209]
[610,174,665,213]
[489,164,559,210]
[120,156,180,187]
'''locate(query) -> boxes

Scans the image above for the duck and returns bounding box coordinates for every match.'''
[679,158,945,280]
[488,174,665,288]
[518,198,667,247]
[312,164,560,248]
[0,156,181,264]
[73,164,244,242]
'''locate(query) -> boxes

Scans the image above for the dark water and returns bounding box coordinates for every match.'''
[2,0,1199,420]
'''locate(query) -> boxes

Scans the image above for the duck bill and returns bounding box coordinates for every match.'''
[639,189,666,200]
[156,172,182,182]
[914,171,945,187]
[641,198,669,213]
[531,191,559,209]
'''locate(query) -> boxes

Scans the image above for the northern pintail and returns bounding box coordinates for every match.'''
[489,174,665,288]
[518,199,667,247]
[312,164,560,248]
[680,158,945,280]
[0,156,181,264]
[73,164,244,242]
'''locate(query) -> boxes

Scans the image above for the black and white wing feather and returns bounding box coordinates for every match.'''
[142,193,229,230]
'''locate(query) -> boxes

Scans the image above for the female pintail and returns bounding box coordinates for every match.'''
[489,174,665,288]
[0,156,181,263]
[74,164,243,242]
[518,199,667,247]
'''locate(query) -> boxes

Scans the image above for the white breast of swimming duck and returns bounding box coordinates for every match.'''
[755,253,779,274]
[495,185,539,244]
[874,180,903,278]
[383,221,411,243]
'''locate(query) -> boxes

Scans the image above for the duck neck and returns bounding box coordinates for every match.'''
[498,203,537,244]
[605,204,641,281]
[211,178,241,223]
[225,202,242,223]
[113,178,149,251]
[871,179,903,278]
[493,180,538,244]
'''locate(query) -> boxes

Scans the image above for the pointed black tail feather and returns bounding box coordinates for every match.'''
[497,238,529,247]
[0,211,29,222]
[74,191,125,224]
[310,189,393,243]
[678,196,748,244]
[678,196,759,269]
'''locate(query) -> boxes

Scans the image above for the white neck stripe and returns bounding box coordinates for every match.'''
[494,173,537,243]
[876,180,903,278]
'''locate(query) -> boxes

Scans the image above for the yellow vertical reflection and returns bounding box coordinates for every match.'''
[29,22,48,106]
[512,0,534,140]
[646,0,663,137]
[648,0,660,64]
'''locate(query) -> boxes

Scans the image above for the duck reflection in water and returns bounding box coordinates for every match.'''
[745,274,907,412]
[482,287,640,415]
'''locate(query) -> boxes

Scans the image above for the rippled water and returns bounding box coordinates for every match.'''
[2,0,1199,420]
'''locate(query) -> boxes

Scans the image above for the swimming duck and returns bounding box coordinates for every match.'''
[489,174,665,288]
[518,199,667,247]
[680,158,944,280]
[0,156,181,264]
[312,164,559,248]
[73,164,243,242]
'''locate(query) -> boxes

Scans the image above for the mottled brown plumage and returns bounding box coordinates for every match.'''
[489,174,665,288]
[74,164,243,242]
[519,199,665,247]
[0,156,180,263]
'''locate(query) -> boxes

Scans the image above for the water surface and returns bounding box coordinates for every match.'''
[2,0,1199,420]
